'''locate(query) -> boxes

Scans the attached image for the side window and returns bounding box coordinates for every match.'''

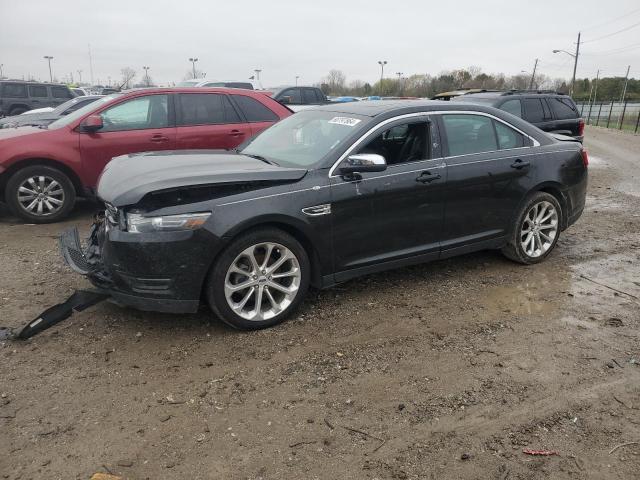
[280,88,302,104]
[500,99,522,118]
[357,122,430,166]
[100,95,169,132]
[231,95,278,122]
[303,89,318,104]
[177,93,240,125]
[51,86,73,99]
[64,99,92,114]
[494,121,525,149]
[548,97,578,120]
[442,114,498,156]
[1,83,27,97]
[522,99,546,123]
[29,85,48,98]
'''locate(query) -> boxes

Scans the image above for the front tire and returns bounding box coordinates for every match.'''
[502,192,562,265]
[206,228,310,330]
[5,165,76,223]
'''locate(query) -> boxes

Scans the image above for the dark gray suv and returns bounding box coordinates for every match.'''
[0,81,75,116]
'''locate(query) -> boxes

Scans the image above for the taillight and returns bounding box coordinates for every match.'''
[578,119,585,137]
[581,148,589,167]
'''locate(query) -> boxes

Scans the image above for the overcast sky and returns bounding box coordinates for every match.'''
[0,0,638,87]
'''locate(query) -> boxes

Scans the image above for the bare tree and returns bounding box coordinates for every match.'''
[323,70,346,95]
[120,67,136,89]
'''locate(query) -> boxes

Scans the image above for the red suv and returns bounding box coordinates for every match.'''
[0,88,291,222]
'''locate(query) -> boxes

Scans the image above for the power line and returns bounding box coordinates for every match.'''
[583,42,640,55]
[581,7,640,32]
[582,20,640,44]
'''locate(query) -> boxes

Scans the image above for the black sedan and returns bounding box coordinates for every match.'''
[61,101,588,330]
[0,95,102,129]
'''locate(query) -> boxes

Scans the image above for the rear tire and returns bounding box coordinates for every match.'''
[501,192,562,265]
[206,228,310,330]
[5,165,76,223]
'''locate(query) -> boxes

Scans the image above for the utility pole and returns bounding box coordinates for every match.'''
[396,72,403,95]
[571,32,580,96]
[620,65,631,102]
[593,69,600,105]
[88,44,94,85]
[43,56,53,82]
[295,75,299,86]
[529,58,538,90]
[189,58,198,79]
[0,64,3,79]
[77,70,82,83]
[254,69,262,89]
[143,66,150,86]
[378,60,387,84]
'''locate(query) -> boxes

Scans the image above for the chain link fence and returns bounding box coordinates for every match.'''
[576,101,640,133]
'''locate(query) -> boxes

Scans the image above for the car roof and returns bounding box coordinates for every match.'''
[119,87,261,96]
[311,99,507,117]
[458,91,571,100]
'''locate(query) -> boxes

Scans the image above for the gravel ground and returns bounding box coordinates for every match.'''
[1,126,639,480]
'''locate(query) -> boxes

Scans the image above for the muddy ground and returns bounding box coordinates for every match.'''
[1,126,639,480]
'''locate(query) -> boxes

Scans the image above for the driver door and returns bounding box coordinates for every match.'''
[329,117,446,280]
[79,93,176,189]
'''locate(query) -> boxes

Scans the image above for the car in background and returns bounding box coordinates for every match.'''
[60,100,588,330]
[452,90,584,141]
[0,80,76,116]
[178,79,255,90]
[0,87,291,222]
[432,89,501,101]
[263,86,329,111]
[0,96,103,129]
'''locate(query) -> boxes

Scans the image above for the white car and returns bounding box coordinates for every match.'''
[177,79,256,89]
[21,106,54,114]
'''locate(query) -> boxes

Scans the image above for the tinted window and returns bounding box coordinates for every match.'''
[500,99,522,118]
[523,98,552,123]
[548,97,578,120]
[178,93,240,125]
[1,83,27,97]
[303,89,319,103]
[100,95,168,132]
[494,121,525,149]
[279,88,302,104]
[442,114,498,156]
[51,86,73,99]
[29,85,48,98]
[232,95,278,122]
[357,122,429,166]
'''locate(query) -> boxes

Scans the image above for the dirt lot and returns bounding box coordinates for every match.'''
[1,126,639,480]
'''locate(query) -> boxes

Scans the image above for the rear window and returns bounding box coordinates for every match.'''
[522,98,552,123]
[231,95,278,122]
[303,89,320,103]
[500,99,522,118]
[29,85,48,98]
[548,97,578,120]
[51,86,73,99]
[1,83,27,98]
[279,88,302,104]
[177,93,241,125]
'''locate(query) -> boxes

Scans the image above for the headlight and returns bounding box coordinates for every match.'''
[126,212,211,233]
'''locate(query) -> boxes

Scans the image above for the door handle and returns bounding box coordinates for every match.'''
[150,134,169,143]
[416,171,441,183]
[510,159,530,169]
[229,129,245,137]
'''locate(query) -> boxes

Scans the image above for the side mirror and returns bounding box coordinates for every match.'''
[81,114,103,132]
[279,96,291,105]
[339,154,387,175]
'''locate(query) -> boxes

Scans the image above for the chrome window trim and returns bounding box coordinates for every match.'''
[328,110,541,178]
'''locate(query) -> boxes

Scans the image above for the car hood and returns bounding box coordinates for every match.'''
[97,150,309,207]
[0,125,47,139]
[0,112,58,127]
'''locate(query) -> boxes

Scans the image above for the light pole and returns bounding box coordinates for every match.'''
[43,56,53,82]
[77,70,82,84]
[377,60,387,84]
[143,66,150,86]
[189,57,198,79]
[396,72,403,95]
[295,75,299,86]
[553,32,580,96]
[0,64,3,79]
[254,69,262,88]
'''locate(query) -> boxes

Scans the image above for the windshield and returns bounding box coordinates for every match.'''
[240,110,367,168]
[48,94,122,129]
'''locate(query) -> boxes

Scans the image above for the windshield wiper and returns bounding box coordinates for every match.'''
[243,153,279,166]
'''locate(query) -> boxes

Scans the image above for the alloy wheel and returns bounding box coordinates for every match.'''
[224,242,301,321]
[16,175,65,217]
[520,200,558,258]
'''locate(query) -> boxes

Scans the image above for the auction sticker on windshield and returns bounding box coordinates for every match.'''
[328,117,362,127]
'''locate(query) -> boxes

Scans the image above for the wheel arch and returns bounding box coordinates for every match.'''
[532,182,569,230]
[0,158,85,197]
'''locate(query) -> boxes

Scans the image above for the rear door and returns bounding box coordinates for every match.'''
[79,93,176,187]
[547,97,581,136]
[229,93,281,137]
[522,97,554,132]
[175,92,252,150]
[439,113,534,252]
